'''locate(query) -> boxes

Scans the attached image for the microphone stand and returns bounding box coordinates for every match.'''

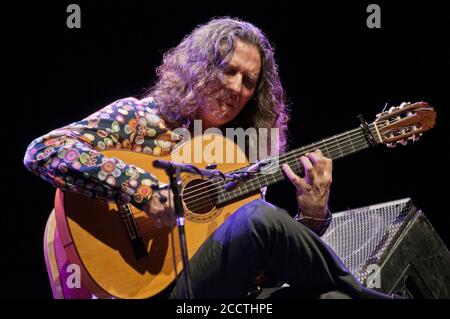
[165,164,194,299]
[153,159,226,299]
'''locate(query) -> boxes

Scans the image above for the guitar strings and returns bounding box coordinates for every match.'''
[181,122,381,196]
[184,134,371,211]
[182,124,376,202]
[136,135,372,228]
[182,116,408,201]
[183,133,370,204]
[184,115,411,209]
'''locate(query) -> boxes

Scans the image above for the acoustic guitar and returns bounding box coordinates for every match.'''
[53,102,436,298]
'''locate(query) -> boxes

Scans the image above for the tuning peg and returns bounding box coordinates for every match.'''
[388,106,397,113]
[399,102,410,108]
[399,139,408,146]
[386,143,396,148]
[376,111,388,118]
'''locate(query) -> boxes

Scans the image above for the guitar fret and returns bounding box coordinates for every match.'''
[347,131,356,153]
[242,179,249,194]
[322,139,330,158]
[335,136,343,158]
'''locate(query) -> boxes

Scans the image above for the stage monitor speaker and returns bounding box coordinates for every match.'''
[322,198,450,299]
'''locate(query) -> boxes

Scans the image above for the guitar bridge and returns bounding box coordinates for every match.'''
[118,204,148,259]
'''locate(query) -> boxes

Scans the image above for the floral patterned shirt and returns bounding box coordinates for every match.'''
[24,97,180,211]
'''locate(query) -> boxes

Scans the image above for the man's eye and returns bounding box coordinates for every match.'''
[224,68,236,75]
[245,79,257,88]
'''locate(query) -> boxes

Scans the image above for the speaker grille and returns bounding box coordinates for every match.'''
[322,198,414,284]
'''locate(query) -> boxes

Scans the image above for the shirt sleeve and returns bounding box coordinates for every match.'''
[23,97,177,211]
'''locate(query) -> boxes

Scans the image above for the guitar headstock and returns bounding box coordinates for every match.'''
[374,102,436,147]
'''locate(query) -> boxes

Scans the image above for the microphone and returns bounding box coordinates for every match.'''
[153,159,226,179]
[153,159,208,177]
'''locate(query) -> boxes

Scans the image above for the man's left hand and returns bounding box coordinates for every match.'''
[282,149,332,219]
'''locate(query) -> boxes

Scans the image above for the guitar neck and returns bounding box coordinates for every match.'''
[216,123,381,206]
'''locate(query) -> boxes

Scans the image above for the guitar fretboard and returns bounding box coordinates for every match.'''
[215,123,380,205]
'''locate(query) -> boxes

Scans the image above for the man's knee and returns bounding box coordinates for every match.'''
[246,199,278,211]
[236,200,317,244]
[236,199,290,228]
[240,199,278,217]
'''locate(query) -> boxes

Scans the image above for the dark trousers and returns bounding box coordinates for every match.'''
[169,199,392,299]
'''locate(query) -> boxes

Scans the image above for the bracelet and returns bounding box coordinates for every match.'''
[295,207,332,236]
[295,207,332,222]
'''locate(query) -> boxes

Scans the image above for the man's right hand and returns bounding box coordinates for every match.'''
[144,189,176,227]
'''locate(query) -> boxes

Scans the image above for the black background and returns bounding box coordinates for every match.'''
[3,0,449,299]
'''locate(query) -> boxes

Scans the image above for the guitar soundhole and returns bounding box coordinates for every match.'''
[183,179,217,214]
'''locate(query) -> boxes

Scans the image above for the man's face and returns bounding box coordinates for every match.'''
[198,39,261,129]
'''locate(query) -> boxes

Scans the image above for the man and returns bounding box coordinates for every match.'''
[24,17,393,299]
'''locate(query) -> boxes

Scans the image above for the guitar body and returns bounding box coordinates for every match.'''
[54,133,260,299]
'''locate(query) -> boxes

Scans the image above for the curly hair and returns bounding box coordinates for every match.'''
[145,17,290,153]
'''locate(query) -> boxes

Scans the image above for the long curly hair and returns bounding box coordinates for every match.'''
[145,17,290,153]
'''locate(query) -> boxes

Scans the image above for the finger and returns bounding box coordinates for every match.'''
[305,152,318,165]
[305,150,327,175]
[305,152,324,176]
[308,149,322,162]
[282,163,310,192]
[307,149,327,164]
[300,155,315,183]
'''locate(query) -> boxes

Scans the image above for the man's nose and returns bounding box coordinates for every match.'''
[227,74,242,95]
